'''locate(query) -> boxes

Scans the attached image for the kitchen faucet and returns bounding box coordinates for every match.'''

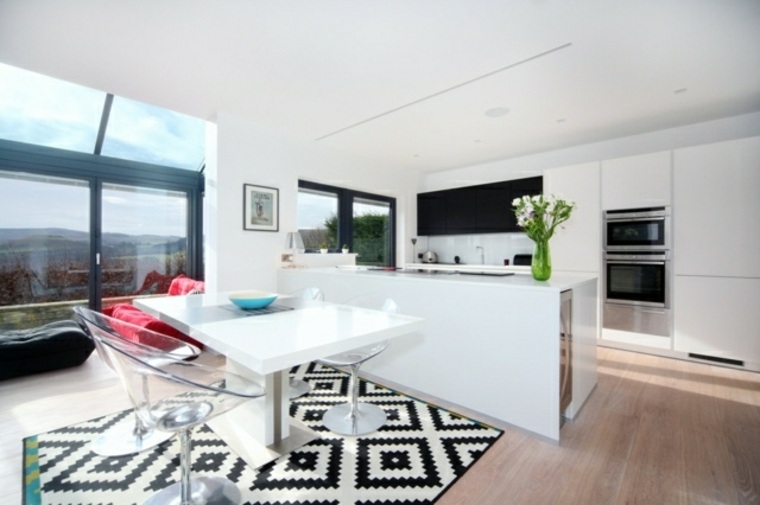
[476,246,484,264]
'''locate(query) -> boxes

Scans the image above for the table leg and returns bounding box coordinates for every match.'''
[208,359,317,469]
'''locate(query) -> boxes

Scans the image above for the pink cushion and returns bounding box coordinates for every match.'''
[103,304,203,350]
[168,274,206,296]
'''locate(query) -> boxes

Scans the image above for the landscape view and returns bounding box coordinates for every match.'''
[0,227,186,307]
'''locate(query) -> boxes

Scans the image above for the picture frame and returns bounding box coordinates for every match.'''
[243,184,279,232]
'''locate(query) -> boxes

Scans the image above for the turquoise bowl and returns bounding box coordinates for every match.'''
[229,291,278,309]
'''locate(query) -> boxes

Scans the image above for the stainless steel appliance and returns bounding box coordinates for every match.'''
[421,250,438,263]
[560,290,572,424]
[603,206,672,337]
[604,206,671,251]
[603,250,671,337]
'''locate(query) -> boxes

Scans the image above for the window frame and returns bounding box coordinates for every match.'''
[298,179,396,267]
[0,138,204,310]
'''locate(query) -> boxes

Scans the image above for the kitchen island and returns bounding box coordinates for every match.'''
[278,266,598,443]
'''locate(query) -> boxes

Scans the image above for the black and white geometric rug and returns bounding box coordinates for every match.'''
[23,362,503,505]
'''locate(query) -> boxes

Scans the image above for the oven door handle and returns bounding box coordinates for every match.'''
[605,260,667,266]
[606,216,666,223]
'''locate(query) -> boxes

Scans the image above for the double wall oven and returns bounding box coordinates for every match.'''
[603,207,671,337]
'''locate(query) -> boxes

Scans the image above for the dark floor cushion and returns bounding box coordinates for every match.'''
[0,320,95,381]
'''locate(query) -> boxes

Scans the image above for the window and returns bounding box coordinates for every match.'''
[0,63,205,330]
[0,141,203,330]
[298,180,396,267]
[0,62,206,172]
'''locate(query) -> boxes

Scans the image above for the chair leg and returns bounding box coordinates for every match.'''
[322,364,386,436]
[143,427,242,505]
[91,410,173,457]
[289,377,311,399]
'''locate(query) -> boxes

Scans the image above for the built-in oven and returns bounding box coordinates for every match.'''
[603,250,671,337]
[604,206,670,251]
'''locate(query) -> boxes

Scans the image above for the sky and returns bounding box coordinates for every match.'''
[0,173,187,237]
[0,62,206,171]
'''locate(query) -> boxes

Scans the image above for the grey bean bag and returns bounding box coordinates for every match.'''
[0,320,95,380]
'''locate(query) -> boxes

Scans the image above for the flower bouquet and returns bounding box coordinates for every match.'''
[512,194,574,280]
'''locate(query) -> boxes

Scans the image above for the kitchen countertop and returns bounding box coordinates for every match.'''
[329,264,596,291]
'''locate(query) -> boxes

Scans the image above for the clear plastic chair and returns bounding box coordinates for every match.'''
[287,287,324,399]
[74,306,201,457]
[317,294,396,436]
[85,318,265,505]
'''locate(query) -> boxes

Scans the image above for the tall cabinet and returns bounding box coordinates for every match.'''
[543,162,601,274]
[673,136,760,368]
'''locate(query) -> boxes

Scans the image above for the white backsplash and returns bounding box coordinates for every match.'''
[417,233,534,266]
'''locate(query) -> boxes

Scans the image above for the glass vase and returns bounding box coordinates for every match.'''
[531,239,552,281]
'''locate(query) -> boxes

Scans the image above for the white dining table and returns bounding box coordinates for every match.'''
[134,291,423,467]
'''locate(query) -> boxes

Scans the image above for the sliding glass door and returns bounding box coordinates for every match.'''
[100,183,189,309]
[0,171,90,329]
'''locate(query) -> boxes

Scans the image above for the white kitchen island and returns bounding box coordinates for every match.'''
[278,266,598,443]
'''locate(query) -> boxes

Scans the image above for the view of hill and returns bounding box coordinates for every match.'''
[0,228,186,268]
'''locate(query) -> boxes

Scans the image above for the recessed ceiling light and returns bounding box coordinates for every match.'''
[485,107,510,118]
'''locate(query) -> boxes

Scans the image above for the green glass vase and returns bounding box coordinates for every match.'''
[531,239,552,281]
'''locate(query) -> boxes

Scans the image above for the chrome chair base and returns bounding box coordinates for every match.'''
[289,378,311,399]
[322,402,386,436]
[91,418,174,457]
[143,476,240,505]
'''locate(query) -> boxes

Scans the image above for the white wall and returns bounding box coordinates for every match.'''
[205,112,420,292]
[422,111,760,191]
[204,110,760,291]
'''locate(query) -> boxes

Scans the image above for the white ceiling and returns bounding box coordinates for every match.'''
[1,0,759,175]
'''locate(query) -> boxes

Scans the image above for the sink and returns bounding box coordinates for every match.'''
[458,271,515,277]
[397,269,458,275]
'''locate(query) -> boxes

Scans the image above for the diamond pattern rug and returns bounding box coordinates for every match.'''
[23,362,503,505]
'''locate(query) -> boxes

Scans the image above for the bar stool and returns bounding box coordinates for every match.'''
[318,294,396,436]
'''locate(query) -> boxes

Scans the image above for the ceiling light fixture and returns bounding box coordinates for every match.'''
[485,107,510,118]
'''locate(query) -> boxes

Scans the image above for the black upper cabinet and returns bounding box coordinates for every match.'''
[445,186,477,234]
[417,191,448,236]
[416,176,542,236]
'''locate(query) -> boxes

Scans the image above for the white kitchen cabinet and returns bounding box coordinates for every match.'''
[673,136,760,278]
[543,162,601,273]
[601,151,671,210]
[674,275,760,369]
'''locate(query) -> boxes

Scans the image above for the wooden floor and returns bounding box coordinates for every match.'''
[2,346,759,504]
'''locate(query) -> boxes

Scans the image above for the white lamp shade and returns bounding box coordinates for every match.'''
[285,232,305,253]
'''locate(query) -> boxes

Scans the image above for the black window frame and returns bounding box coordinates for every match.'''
[298,179,396,267]
[0,139,204,311]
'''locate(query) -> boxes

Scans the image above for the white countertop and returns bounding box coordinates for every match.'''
[323,264,596,291]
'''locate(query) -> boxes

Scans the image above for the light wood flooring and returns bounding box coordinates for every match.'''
[2,347,759,504]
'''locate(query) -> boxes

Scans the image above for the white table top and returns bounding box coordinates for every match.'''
[134,292,424,376]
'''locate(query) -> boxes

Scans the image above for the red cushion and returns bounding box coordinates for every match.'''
[103,304,204,350]
[168,274,206,296]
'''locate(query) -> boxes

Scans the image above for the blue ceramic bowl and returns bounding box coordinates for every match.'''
[229,291,278,310]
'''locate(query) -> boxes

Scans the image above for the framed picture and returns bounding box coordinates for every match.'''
[243,184,279,231]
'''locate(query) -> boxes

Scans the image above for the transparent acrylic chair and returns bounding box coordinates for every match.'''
[287,287,324,399]
[74,306,201,457]
[84,318,265,505]
[317,294,396,436]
